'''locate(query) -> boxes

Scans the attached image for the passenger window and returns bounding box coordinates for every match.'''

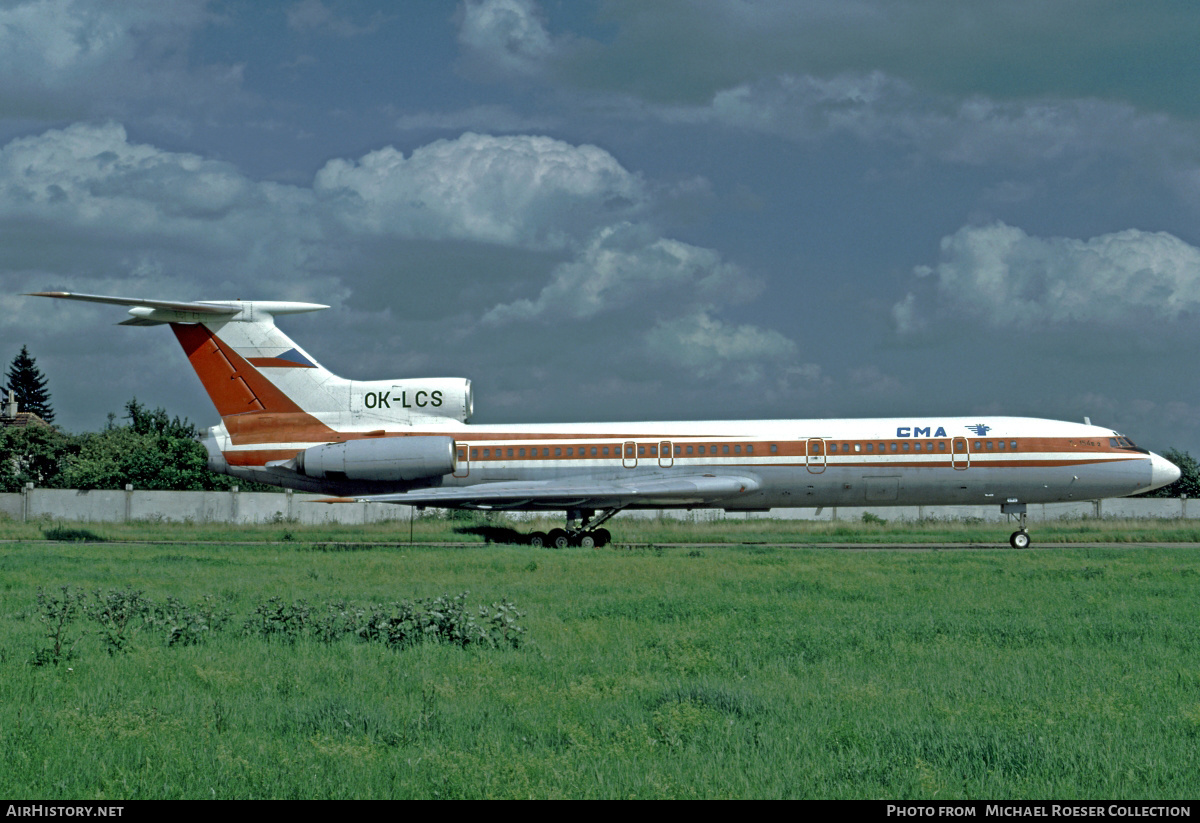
[471,449,478,458]
[829,443,837,453]
[687,446,694,455]
[519,448,525,457]
[890,443,898,452]
[507,449,514,457]
[483,448,490,457]
[997,441,1005,450]
[638,446,645,455]
[734,445,742,454]
[590,447,597,456]
[902,443,910,451]
[675,445,682,455]
[938,442,946,452]
[602,447,609,456]
[770,444,778,454]
[698,445,705,455]
[747,445,754,454]
[555,447,562,456]
[974,441,982,450]
[1010,441,1018,450]
[986,442,994,450]
[723,445,730,454]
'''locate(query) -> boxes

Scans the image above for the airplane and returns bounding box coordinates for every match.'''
[30,291,1181,549]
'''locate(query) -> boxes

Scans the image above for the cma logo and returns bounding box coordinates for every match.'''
[363,390,443,409]
[896,426,948,438]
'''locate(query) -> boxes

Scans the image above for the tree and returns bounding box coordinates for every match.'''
[59,398,269,491]
[0,424,73,491]
[4,345,54,423]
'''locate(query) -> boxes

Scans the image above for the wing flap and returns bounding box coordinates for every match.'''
[326,473,761,509]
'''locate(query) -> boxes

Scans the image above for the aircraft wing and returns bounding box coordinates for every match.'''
[325,473,762,510]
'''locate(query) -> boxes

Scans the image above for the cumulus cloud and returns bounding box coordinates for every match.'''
[0,0,235,121]
[2,119,808,427]
[313,132,646,249]
[536,1,1200,118]
[456,0,557,79]
[481,222,759,324]
[644,309,798,380]
[652,72,1182,168]
[894,221,1200,331]
[0,121,331,315]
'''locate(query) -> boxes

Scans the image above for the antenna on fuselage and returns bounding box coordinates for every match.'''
[1084,417,1091,425]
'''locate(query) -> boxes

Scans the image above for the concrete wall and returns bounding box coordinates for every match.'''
[0,486,1195,524]
[2,487,415,525]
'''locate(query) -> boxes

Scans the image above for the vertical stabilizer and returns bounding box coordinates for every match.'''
[27,292,473,429]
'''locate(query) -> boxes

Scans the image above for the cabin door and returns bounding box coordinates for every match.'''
[659,441,673,468]
[951,437,970,470]
[806,438,827,474]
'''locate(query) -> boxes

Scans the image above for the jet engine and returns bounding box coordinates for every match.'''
[294,435,456,482]
[354,378,474,423]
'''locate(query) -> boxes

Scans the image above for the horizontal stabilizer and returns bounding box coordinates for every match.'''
[27,292,328,325]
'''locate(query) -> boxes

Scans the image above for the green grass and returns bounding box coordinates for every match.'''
[4,514,1200,545]
[1,535,1198,799]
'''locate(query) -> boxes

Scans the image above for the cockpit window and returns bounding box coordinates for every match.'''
[1111,434,1139,450]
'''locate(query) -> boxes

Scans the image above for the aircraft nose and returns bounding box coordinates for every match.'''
[1147,451,1181,492]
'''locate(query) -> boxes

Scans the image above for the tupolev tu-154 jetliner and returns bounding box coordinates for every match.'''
[31,292,1181,549]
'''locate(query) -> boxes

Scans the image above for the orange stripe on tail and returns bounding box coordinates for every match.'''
[171,323,308,418]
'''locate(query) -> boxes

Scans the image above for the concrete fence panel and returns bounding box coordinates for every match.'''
[0,488,1194,525]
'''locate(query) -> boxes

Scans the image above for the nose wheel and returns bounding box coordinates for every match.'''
[1003,502,1031,549]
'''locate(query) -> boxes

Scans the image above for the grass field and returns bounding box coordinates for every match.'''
[1,523,1199,799]
[5,513,1200,545]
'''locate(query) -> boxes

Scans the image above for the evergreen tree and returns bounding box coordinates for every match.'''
[4,345,54,423]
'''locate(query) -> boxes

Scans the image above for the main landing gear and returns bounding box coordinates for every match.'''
[526,507,622,549]
[1004,502,1031,549]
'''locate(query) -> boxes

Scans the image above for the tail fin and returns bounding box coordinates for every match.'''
[28,292,338,417]
[28,292,473,428]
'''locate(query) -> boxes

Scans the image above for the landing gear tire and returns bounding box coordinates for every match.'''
[578,534,596,549]
[594,528,611,547]
[1010,530,1031,549]
[548,529,570,549]
[527,531,548,548]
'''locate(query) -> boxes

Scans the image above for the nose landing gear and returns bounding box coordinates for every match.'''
[1003,502,1031,549]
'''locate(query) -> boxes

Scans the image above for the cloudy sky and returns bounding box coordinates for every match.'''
[3,0,1199,455]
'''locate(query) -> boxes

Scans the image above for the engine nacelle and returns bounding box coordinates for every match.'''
[295,435,456,482]
[352,378,473,423]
